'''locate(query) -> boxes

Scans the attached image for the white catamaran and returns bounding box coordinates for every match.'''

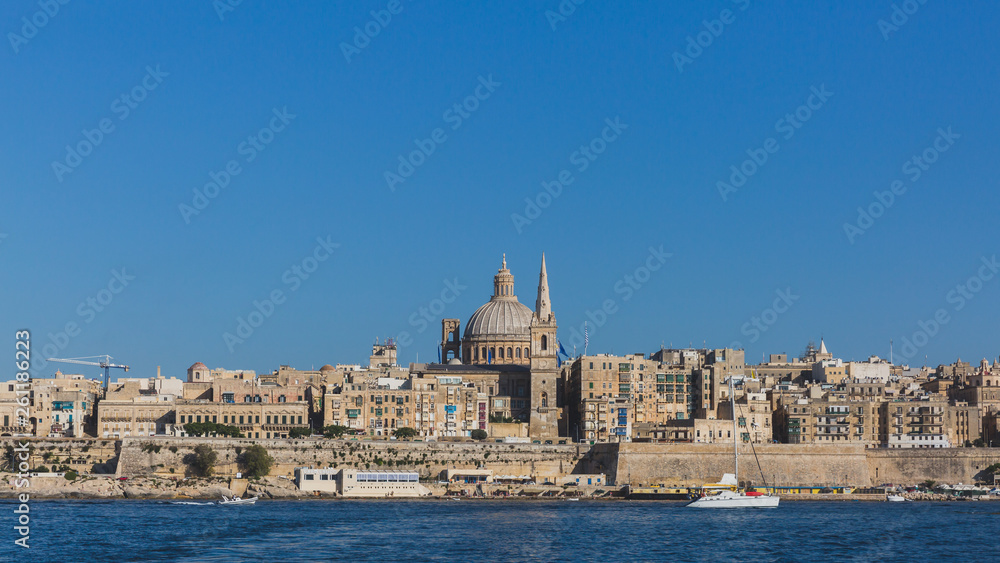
[686,377,779,509]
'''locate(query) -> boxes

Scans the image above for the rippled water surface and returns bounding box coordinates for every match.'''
[3,499,999,562]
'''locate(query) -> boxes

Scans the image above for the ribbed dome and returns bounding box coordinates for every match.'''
[464,298,533,339]
[189,362,207,370]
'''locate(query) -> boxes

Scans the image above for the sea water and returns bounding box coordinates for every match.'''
[3,499,998,562]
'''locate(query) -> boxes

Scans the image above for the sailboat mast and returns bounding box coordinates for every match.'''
[731,376,738,484]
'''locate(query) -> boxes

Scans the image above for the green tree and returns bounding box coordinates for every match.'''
[288,427,312,439]
[393,427,418,440]
[64,470,78,481]
[323,425,350,439]
[470,429,488,441]
[186,444,218,476]
[184,421,243,438]
[240,444,274,478]
[921,480,936,490]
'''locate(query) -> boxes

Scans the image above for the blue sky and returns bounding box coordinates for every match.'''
[3,1,999,382]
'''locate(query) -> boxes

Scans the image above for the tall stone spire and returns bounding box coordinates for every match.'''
[535,253,551,320]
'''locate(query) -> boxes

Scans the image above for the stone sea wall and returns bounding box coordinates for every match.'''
[114,437,593,481]
[4,438,999,492]
[597,443,1000,487]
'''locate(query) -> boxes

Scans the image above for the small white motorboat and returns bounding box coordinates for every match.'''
[220,495,258,505]
[886,494,910,502]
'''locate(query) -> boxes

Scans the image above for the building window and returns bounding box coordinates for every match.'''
[499,347,504,359]
[298,416,303,424]
[196,415,201,423]
[282,415,288,424]
[239,416,244,424]
[541,335,548,350]
[516,348,521,359]
[507,347,513,359]
[524,347,529,358]
[266,415,271,424]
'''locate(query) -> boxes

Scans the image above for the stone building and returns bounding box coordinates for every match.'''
[96,380,177,438]
[175,379,312,439]
[565,348,747,443]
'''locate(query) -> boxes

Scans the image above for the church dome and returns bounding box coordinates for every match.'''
[319,364,336,372]
[463,254,534,341]
[189,362,207,370]
[464,299,533,339]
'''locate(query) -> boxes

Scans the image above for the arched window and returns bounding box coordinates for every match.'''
[541,335,548,350]
[499,347,505,359]
[449,331,457,342]
[541,392,548,408]
[490,347,496,361]
[524,347,529,358]
[516,348,521,359]
[507,347,513,359]
[481,347,487,361]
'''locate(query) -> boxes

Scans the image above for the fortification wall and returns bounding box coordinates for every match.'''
[604,443,1000,487]
[0,438,120,474]
[8,437,999,489]
[115,437,593,480]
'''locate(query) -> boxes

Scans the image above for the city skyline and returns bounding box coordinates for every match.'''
[3,2,999,381]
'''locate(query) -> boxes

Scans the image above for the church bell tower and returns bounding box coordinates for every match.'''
[529,253,560,438]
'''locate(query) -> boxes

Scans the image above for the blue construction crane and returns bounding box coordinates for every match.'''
[46,355,129,388]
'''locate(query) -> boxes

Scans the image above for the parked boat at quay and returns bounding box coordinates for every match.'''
[686,376,780,509]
